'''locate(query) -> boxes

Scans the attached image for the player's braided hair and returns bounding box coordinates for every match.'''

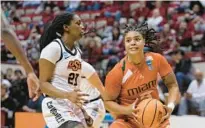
[40,12,74,52]
[124,22,162,54]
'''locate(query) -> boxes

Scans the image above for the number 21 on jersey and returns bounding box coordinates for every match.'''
[67,60,81,86]
[68,73,79,86]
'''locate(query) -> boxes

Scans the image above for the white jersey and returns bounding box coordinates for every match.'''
[40,38,96,128]
[40,38,94,92]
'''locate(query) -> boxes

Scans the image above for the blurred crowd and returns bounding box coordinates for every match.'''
[1,1,205,127]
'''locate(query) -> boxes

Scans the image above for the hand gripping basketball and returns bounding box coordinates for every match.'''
[132,92,167,128]
[130,92,153,128]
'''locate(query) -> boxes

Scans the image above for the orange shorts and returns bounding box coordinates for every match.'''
[109,119,170,128]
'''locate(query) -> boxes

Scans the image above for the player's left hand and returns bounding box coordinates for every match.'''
[27,72,41,101]
[159,105,172,127]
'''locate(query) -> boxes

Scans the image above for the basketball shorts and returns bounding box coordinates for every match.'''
[42,97,87,128]
[83,98,106,128]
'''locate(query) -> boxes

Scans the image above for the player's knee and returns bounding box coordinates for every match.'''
[59,121,85,128]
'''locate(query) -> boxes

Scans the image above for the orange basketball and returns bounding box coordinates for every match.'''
[136,98,166,128]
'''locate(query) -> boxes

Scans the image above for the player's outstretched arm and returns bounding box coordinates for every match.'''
[1,9,40,100]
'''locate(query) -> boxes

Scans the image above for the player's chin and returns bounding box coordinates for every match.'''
[128,50,140,55]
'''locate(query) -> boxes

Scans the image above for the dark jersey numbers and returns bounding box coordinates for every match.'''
[68,73,79,86]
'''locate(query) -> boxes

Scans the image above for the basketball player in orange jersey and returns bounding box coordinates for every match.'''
[1,9,40,101]
[104,22,180,128]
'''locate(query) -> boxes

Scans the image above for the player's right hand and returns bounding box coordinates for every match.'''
[66,88,89,107]
[27,72,41,101]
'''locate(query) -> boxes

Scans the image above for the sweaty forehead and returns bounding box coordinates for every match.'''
[125,31,143,38]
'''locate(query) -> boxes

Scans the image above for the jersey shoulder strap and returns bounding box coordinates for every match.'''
[54,39,63,63]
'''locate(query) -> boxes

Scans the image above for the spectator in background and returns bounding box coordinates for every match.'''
[16,23,30,40]
[178,70,205,116]
[85,37,102,65]
[176,21,192,49]
[1,44,10,62]
[53,6,61,16]
[102,27,123,56]
[1,79,18,128]
[10,70,38,113]
[42,6,54,23]
[160,23,177,51]
[147,8,163,31]
[133,1,150,22]
[190,1,204,16]
[27,25,41,61]
[102,56,119,83]
[44,1,56,10]
[106,56,119,74]
[5,68,14,82]
[170,49,193,94]
[9,70,29,111]
[155,1,167,18]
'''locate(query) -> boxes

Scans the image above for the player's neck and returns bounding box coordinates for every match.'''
[128,52,144,66]
[61,35,75,50]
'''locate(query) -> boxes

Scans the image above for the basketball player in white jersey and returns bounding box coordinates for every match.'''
[80,62,106,128]
[39,12,106,128]
[1,9,40,100]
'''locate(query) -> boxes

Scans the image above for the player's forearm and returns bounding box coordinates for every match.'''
[40,81,68,99]
[163,73,180,104]
[167,83,180,104]
[88,73,106,99]
[2,28,34,74]
[104,100,130,115]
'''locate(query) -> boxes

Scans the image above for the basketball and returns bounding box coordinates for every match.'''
[136,98,166,128]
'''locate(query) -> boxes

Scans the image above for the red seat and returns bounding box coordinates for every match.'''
[95,18,107,29]
[25,7,36,15]
[186,52,205,62]
[21,16,31,23]
[79,12,90,20]
[16,9,25,16]
[32,15,43,22]
[90,11,102,19]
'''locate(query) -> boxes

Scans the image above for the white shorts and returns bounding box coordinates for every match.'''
[42,97,87,128]
[83,98,106,128]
